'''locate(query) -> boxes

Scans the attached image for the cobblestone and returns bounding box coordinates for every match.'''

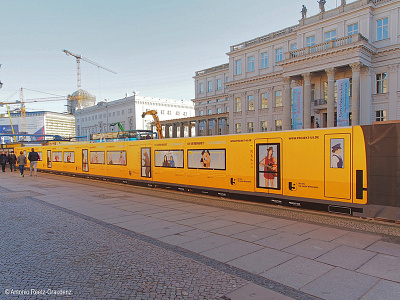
[0,193,248,299]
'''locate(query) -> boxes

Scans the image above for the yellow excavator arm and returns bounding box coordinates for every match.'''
[141,110,163,139]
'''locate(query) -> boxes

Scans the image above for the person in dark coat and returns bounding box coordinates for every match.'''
[28,148,39,176]
[8,151,17,172]
[0,151,8,172]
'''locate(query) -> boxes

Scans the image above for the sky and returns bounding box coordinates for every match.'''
[0,0,355,114]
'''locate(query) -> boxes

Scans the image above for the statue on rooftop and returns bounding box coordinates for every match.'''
[301,5,307,19]
[341,0,346,5]
[318,0,326,13]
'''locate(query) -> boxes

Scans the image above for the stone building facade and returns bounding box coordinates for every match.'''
[193,0,400,134]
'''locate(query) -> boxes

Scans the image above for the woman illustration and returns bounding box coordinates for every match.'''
[169,156,175,168]
[259,146,277,188]
[331,143,343,168]
[119,151,126,165]
[162,155,170,167]
[142,151,151,177]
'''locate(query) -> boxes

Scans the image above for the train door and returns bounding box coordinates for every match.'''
[82,149,89,172]
[47,150,51,168]
[255,138,282,195]
[141,147,152,180]
[324,134,351,201]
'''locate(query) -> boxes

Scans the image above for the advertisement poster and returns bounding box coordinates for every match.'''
[337,78,350,127]
[155,150,183,168]
[257,144,280,189]
[141,148,151,177]
[187,149,226,170]
[292,86,303,130]
[107,151,126,165]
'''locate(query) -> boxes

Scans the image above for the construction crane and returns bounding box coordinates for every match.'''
[63,49,117,111]
[142,110,163,139]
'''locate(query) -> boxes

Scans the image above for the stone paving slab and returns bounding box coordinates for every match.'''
[357,253,400,282]
[179,234,236,253]
[365,240,400,257]
[225,283,293,300]
[211,223,258,236]
[331,231,382,249]
[258,218,299,229]
[277,222,322,235]
[161,212,201,222]
[316,245,377,270]
[191,219,238,231]
[228,248,296,274]
[200,240,263,263]
[360,279,400,300]
[230,227,278,242]
[158,229,214,245]
[300,267,379,300]
[302,227,350,241]
[260,257,334,289]
[254,232,308,250]
[143,224,193,239]
[283,238,339,259]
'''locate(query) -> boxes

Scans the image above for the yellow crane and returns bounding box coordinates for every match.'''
[141,110,163,139]
[63,49,117,111]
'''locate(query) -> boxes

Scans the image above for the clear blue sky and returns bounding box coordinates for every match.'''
[0,0,354,113]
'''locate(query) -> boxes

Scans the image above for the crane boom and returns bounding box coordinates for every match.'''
[142,110,164,139]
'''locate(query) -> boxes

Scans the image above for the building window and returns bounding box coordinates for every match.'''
[226,76,230,83]
[260,93,268,109]
[217,108,222,114]
[216,99,222,102]
[235,60,242,75]
[291,44,297,51]
[275,90,282,107]
[176,111,180,116]
[226,106,229,112]
[207,100,212,104]
[376,73,387,94]
[217,79,222,90]
[275,119,283,131]
[247,95,254,111]
[377,17,389,41]
[324,82,328,101]
[247,122,254,133]
[325,30,337,41]
[306,36,315,46]
[275,48,283,64]
[199,110,204,116]
[208,81,212,92]
[248,56,254,72]
[376,110,387,122]
[199,83,204,94]
[117,111,120,116]
[235,97,242,112]
[261,52,268,69]
[183,112,187,116]
[167,110,171,115]
[348,23,358,35]
[260,121,267,132]
[208,109,213,115]
[235,123,242,134]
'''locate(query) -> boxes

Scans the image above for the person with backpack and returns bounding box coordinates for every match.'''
[28,148,39,176]
[17,151,27,177]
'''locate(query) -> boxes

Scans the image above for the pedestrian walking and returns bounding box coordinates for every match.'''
[8,151,17,172]
[17,151,27,177]
[28,148,39,177]
[0,151,8,172]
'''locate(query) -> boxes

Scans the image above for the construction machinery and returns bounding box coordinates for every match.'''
[110,122,124,132]
[63,50,117,112]
[141,110,163,139]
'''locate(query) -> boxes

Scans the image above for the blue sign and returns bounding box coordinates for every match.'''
[0,125,19,134]
[337,78,350,127]
[292,86,303,130]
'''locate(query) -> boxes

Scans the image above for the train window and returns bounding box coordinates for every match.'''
[90,151,105,164]
[155,150,184,168]
[107,151,127,165]
[187,149,226,170]
[82,149,89,172]
[141,148,151,178]
[52,151,62,162]
[330,138,344,168]
[257,144,281,190]
[63,151,75,163]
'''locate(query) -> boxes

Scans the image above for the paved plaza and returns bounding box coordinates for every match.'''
[1,172,400,299]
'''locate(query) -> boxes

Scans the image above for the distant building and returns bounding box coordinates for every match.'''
[0,111,75,142]
[75,93,195,140]
[67,89,96,114]
[193,0,400,134]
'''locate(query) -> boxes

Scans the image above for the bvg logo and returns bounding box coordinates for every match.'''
[289,182,297,191]
[230,178,237,186]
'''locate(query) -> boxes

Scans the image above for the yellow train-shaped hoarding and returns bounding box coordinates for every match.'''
[16,122,400,221]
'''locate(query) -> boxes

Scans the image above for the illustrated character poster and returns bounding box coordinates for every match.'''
[187,149,226,170]
[47,150,51,168]
[52,151,62,162]
[90,151,105,164]
[330,138,344,168]
[155,150,183,168]
[141,148,151,178]
[107,151,126,165]
[82,149,88,172]
[257,144,280,189]
[63,151,75,163]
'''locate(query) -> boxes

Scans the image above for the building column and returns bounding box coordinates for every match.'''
[205,119,209,136]
[350,62,361,125]
[165,125,170,138]
[326,68,336,127]
[188,121,192,137]
[196,120,200,136]
[283,77,292,130]
[303,72,312,129]
[216,118,220,135]
[180,122,184,137]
